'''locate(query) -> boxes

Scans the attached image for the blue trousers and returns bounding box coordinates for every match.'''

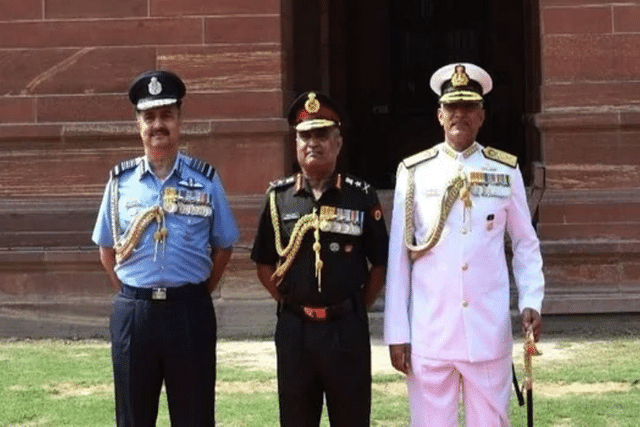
[110,287,217,427]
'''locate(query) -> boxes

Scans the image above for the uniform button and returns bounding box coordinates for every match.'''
[462,263,469,271]
[461,227,468,234]
[462,299,469,308]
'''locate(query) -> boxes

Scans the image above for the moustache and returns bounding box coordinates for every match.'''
[151,128,170,136]
[451,119,470,127]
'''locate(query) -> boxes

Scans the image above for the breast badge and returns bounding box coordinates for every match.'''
[178,177,204,189]
[469,171,512,198]
[124,199,143,216]
[163,186,212,217]
[319,206,363,236]
[282,212,301,222]
[162,187,178,213]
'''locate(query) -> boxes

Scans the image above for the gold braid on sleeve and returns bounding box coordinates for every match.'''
[404,169,470,261]
[268,190,322,288]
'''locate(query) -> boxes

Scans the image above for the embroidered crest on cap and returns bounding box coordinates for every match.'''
[148,77,162,96]
[305,92,320,113]
[451,65,470,87]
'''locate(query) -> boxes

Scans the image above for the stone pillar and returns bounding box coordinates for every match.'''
[536,1,640,313]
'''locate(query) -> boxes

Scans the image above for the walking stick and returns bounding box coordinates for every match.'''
[523,328,542,427]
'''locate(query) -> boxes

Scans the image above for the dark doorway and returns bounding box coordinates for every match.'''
[283,0,540,188]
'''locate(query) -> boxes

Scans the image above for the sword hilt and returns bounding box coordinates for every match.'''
[523,328,541,426]
[523,328,541,392]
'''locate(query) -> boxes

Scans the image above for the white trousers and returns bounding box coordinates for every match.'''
[407,354,512,427]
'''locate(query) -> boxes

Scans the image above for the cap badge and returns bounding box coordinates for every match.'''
[451,65,470,87]
[148,77,162,96]
[304,92,321,113]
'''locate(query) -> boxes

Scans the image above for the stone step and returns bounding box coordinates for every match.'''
[4,293,639,340]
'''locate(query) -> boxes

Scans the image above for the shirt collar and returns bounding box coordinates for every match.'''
[442,141,479,161]
[139,153,183,181]
[294,172,343,195]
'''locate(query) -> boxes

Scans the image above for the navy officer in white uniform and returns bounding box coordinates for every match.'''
[384,63,544,426]
[92,70,239,427]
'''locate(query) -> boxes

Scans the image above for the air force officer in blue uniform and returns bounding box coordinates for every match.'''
[92,70,239,426]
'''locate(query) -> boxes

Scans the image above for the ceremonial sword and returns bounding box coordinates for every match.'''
[523,328,542,427]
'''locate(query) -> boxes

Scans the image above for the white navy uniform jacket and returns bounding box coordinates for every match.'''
[384,142,544,362]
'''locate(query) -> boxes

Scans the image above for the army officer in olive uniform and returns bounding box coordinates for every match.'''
[251,92,389,427]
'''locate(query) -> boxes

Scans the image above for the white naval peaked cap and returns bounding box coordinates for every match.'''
[429,63,493,104]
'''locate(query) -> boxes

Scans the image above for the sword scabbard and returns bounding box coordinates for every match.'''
[523,329,541,426]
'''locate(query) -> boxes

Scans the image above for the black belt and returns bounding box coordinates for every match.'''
[283,298,354,324]
[121,282,208,301]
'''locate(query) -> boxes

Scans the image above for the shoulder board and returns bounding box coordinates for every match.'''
[402,147,438,169]
[267,175,295,192]
[482,147,517,168]
[187,157,216,180]
[109,157,140,180]
[343,174,372,194]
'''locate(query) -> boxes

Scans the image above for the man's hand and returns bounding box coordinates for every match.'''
[207,247,233,293]
[522,308,542,342]
[361,265,386,309]
[256,264,282,302]
[389,343,411,375]
[98,247,122,292]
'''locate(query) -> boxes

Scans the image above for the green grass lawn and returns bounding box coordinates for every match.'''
[0,337,638,426]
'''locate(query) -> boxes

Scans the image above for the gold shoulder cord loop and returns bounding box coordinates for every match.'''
[114,206,166,263]
[405,168,470,261]
[110,177,168,264]
[110,177,121,249]
[269,190,323,291]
